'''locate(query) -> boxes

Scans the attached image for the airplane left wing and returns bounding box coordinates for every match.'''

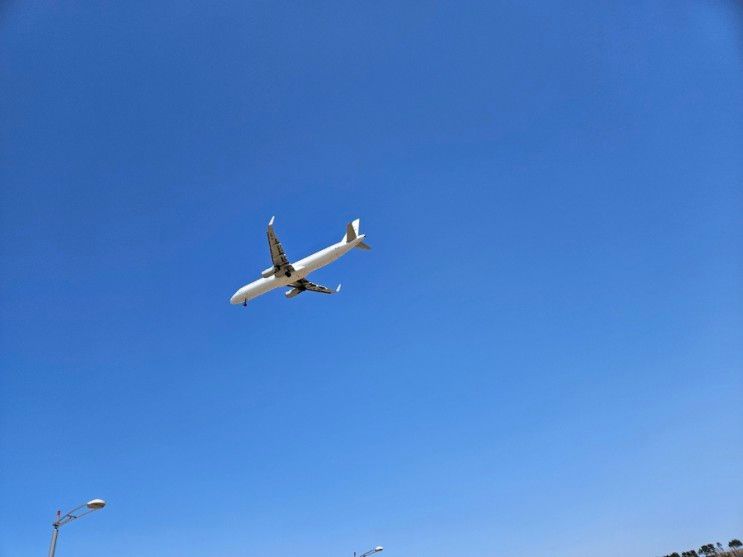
[266,216,293,275]
[285,279,341,298]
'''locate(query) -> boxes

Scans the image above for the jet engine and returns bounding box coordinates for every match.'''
[261,266,276,278]
[285,287,302,298]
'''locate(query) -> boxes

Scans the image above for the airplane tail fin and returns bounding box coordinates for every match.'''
[343,219,360,242]
[342,218,371,249]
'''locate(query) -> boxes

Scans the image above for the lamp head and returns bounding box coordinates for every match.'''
[374,547,383,553]
[86,499,106,510]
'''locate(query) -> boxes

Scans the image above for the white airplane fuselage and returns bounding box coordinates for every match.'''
[230,234,366,304]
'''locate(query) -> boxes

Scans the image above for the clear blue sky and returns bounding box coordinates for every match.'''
[1,2,742,556]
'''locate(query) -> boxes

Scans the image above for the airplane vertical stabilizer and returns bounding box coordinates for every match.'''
[343,218,360,242]
[342,218,371,249]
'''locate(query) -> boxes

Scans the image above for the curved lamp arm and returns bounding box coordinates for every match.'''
[358,546,384,557]
[54,499,106,527]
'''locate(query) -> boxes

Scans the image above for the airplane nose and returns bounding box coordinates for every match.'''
[230,291,242,305]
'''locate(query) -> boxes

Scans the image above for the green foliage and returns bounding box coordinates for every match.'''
[670,538,742,557]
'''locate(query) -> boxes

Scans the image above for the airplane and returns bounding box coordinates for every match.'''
[230,217,371,306]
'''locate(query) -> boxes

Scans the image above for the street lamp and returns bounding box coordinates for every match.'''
[354,546,384,557]
[48,499,106,557]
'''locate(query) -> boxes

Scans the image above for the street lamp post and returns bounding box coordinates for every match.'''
[355,546,384,557]
[48,499,106,557]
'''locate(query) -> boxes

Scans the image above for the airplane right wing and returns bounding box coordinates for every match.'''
[285,279,341,298]
[297,280,337,294]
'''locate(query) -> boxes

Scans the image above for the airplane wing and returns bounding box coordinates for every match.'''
[285,278,341,298]
[267,216,293,273]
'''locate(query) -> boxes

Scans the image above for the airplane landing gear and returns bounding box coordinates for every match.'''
[243,299,247,307]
